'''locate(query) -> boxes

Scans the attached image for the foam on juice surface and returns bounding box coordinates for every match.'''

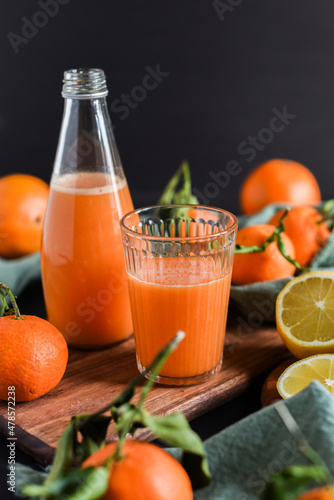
[51,172,127,195]
[132,256,226,287]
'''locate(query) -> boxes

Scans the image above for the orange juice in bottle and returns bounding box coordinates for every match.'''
[41,69,134,348]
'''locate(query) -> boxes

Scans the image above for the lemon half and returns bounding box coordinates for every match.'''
[276,271,334,359]
[277,354,334,399]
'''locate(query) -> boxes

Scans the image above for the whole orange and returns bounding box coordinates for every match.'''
[269,206,330,267]
[240,159,321,215]
[295,486,334,499]
[83,440,193,500]
[232,224,296,285]
[0,315,68,402]
[0,174,49,258]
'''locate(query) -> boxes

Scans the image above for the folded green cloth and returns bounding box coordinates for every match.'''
[230,203,334,321]
[186,381,333,499]
[0,252,41,295]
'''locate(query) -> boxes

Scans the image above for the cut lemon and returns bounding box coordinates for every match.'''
[277,354,334,398]
[276,271,334,359]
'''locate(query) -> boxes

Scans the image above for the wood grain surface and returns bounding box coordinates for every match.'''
[0,316,291,466]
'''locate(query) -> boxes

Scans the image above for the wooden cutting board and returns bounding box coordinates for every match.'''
[261,357,296,407]
[0,314,291,466]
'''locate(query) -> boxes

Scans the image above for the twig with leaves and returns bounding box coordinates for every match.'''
[21,332,211,500]
[159,164,309,273]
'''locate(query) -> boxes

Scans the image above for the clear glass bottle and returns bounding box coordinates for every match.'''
[41,68,134,348]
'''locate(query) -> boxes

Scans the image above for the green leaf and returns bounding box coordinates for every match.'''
[16,463,49,498]
[142,411,211,489]
[319,199,334,230]
[321,199,334,217]
[235,243,269,254]
[157,161,199,205]
[45,419,77,484]
[74,414,112,460]
[108,385,136,411]
[113,404,139,441]
[23,466,109,500]
[20,415,111,500]
[261,464,330,500]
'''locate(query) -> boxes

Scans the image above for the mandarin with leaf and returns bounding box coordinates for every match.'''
[22,332,209,499]
[269,206,330,267]
[0,283,68,402]
[83,440,193,500]
[232,224,296,285]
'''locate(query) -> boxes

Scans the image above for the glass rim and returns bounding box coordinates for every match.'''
[120,204,238,242]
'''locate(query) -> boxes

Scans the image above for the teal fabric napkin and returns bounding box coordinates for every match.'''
[170,382,334,499]
[230,203,334,321]
[0,252,41,295]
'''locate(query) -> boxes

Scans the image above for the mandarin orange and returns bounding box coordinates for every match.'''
[295,486,334,499]
[0,314,68,402]
[0,174,49,258]
[83,440,193,500]
[240,159,321,215]
[232,224,296,285]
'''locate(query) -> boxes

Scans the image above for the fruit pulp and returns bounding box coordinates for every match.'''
[41,172,134,348]
[127,257,231,383]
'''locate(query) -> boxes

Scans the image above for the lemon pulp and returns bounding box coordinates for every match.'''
[277,354,334,398]
[276,271,334,358]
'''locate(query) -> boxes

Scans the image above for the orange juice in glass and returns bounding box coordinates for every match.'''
[121,205,237,385]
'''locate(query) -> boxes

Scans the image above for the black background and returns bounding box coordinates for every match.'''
[1,0,334,216]
[1,1,334,498]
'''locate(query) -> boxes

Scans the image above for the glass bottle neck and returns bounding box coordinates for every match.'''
[62,68,108,99]
[52,96,123,182]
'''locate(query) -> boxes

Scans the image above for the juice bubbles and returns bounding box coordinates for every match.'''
[121,204,237,385]
[41,172,134,348]
[128,257,232,381]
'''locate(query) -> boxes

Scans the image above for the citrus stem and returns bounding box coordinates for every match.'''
[157,161,199,205]
[113,414,135,462]
[108,331,185,463]
[138,330,186,409]
[235,210,309,273]
[0,282,22,319]
[157,163,185,204]
[97,331,186,417]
